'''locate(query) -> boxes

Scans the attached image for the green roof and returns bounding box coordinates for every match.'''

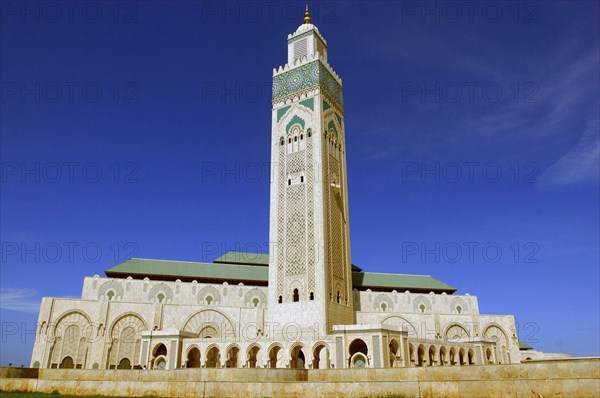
[213,251,363,272]
[105,252,455,293]
[213,251,269,266]
[352,271,455,292]
[519,340,534,350]
[106,258,269,285]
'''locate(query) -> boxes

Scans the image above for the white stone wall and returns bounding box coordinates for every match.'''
[31,275,521,370]
[81,276,268,309]
[353,290,519,365]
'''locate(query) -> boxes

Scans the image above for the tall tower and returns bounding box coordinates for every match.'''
[268,8,353,334]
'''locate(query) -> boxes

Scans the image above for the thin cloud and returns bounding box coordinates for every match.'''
[539,115,600,186]
[0,288,41,313]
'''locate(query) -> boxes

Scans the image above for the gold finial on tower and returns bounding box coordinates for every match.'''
[304,5,311,24]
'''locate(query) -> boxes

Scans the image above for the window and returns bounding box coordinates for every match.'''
[336,291,340,304]
[294,136,297,141]
[288,138,292,144]
[293,289,299,302]
[278,295,283,304]
[309,292,314,300]
[300,176,304,183]
[280,137,284,145]
[300,134,303,140]
[288,179,291,186]
[206,295,213,305]
[107,290,115,301]
[456,305,462,314]
[252,298,260,307]
[381,302,387,312]
[419,304,426,313]
[157,293,165,303]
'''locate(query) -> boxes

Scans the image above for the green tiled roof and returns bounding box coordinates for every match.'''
[213,251,363,272]
[106,258,269,285]
[213,251,269,266]
[105,253,455,293]
[352,271,455,292]
[519,340,534,350]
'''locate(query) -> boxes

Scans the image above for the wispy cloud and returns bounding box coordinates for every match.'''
[361,23,600,184]
[539,115,600,186]
[0,288,40,313]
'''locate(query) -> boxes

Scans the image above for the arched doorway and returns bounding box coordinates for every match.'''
[485,348,493,364]
[439,346,447,366]
[268,345,282,368]
[417,344,425,367]
[459,348,465,365]
[312,344,329,369]
[107,315,146,370]
[152,343,168,370]
[247,345,260,368]
[428,346,437,366]
[468,348,476,365]
[59,356,74,369]
[483,324,508,364]
[449,347,457,366]
[351,354,367,368]
[206,346,220,368]
[117,358,131,369]
[154,343,167,357]
[389,339,399,367]
[186,347,200,368]
[226,346,239,368]
[408,343,415,367]
[154,357,167,370]
[290,345,305,369]
[349,338,368,369]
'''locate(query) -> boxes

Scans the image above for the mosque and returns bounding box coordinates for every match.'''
[30,9,526,371]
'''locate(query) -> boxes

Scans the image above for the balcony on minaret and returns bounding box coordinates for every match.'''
[286,8,328,65]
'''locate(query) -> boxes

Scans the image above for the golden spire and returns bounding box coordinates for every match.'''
[304,4,311,24]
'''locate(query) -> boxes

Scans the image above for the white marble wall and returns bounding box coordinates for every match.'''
[30,275,520,369]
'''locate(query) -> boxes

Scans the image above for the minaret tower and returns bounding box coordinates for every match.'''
[268,7,353,334]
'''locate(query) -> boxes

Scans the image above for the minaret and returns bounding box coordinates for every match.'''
[268,8,353,334]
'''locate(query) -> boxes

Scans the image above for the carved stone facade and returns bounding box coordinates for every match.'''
[30,15,524,371]
[31,275,519,370]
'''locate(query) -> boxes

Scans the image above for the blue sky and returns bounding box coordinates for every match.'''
[1,1,598,366]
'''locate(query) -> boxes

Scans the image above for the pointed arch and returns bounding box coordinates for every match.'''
[185,345,201,368]
[243,288,267,308]
[225,343,241,368]
[148,283,173,303]
[197,285,222,306]
[450,297,469,314]
[246,344,261,368]
[483,323,509,364]
[289,342,306,369]
[107,313,146,369]
[181,309,236,339]
[444,323,470,342]
[267,343,284,368]
[381,315,418,337]
[205,344,221,368]
[51,310,92,337]
[311,341,330,369]
[108,312,147,338]
[278,105,315,134]
[48,310,92,369]
[374,294,393,312]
